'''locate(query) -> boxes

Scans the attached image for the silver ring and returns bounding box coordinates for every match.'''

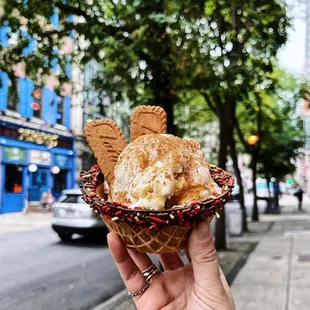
[142,263,157,275]
[142,263,160,283]
[128,281,149,297]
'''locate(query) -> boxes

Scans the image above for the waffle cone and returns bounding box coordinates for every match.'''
[80,164,234,254]
[101,215,213,253]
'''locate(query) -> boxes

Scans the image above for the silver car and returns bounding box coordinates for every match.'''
[51,188,106,241]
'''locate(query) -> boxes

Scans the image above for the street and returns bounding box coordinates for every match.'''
[0,228,125,310]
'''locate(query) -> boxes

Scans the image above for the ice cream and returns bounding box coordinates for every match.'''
[111,134,221,210]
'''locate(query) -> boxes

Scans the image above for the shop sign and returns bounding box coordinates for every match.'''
[18,128,58,149]
[30,150,51,165]
[4,147,27,161]
[54,154,69,168]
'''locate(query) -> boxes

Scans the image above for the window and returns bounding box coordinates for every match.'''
[4,164,23,193]
[83,59,104,125]
[54,169,66,192]
[7,76,19,112]
[57,194,84,203]
[31,86,43,118]
[56,96,64,125]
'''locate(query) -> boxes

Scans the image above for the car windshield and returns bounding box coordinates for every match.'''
[57,194,84,203]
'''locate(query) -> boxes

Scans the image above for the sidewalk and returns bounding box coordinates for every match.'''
[0,212,52,235]
[231,195,310,310]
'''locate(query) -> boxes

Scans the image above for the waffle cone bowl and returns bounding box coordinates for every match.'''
[80,164,234,254]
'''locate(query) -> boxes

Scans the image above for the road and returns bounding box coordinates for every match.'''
[0,228,125,310]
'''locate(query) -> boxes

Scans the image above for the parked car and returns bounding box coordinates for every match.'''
[51,188,106,241]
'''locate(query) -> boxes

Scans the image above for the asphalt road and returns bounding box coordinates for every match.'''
[0,228,125,310]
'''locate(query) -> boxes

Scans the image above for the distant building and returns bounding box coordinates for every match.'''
[296,0,310,194]
[0,10,76,214]
[71,59,131,184]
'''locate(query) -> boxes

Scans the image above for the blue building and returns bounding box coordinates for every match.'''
[0,10,76,214]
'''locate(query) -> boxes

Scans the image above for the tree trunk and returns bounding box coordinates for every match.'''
[230,135,248,232]
[164,99,176,135]
[251,155,259,222]
[214,95,235,250]
[215,116,228,250]
[274,179,280,210]
[266,176,271,198]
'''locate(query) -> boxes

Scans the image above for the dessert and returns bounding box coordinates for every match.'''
[111,134,222,210]
[81,106,234,253]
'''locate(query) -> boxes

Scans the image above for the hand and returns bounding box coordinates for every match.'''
[108,222,235,310]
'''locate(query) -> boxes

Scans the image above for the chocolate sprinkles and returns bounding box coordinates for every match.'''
[80,163,234,233]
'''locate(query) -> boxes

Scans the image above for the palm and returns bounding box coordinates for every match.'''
[135,265,192,309]
[135,263,231,310]
[108,228,234,310]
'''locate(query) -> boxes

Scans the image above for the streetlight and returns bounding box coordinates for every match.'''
[247,134,259,146]
[247,134,259,221]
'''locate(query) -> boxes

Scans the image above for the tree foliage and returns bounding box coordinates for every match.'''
[237,67,306,181]
[1,0,291,248]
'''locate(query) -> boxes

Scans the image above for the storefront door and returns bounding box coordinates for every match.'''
[1,164,26,213]
[29,168,50,201]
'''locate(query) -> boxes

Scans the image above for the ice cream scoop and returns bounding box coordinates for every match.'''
[111,134,221,210]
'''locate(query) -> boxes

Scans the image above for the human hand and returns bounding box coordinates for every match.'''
[108,222,235,310]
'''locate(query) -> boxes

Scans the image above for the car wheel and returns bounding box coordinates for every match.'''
[58,232,73,242]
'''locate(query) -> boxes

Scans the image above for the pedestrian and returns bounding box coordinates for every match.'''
[40,189,55,209]
[108,223,235,309]
[294,187,303,211]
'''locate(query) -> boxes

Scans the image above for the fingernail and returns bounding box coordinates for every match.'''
[196,222,211,241]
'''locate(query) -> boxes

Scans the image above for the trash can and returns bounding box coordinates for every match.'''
[225,202,243,236]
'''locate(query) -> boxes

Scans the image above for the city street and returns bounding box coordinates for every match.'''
[0,228,124,310]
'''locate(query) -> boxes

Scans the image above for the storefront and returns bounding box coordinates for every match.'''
[0,124,76,214]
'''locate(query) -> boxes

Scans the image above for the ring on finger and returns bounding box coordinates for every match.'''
[142,263,160,283]
[128,281,149,298]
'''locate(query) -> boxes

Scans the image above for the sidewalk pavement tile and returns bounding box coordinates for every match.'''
[0,213,52,234]
[289,288,310,310]
[231,284,286,310]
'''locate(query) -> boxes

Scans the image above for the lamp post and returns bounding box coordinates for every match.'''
[247,134,260,222]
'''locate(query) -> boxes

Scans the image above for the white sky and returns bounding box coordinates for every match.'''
[278,1,306,75]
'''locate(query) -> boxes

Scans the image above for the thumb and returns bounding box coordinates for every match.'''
[188,221,224,290]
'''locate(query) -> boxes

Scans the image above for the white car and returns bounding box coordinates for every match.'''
[51,188,106,241]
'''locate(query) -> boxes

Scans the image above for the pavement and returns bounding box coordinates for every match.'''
[0,212,52,235]
[231,194,310,310]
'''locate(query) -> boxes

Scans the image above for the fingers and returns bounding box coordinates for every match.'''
[219,267,235,310]
[188,222,224,291]
[128,248,153,271]
[107,232,146,297]
[159,252,184,271]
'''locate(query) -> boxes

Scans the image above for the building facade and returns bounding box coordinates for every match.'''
[0,10,76,214]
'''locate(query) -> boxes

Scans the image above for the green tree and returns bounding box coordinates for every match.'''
[1,0,290,249]
[236,68,306,217]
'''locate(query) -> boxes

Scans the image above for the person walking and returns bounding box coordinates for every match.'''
[292,184,303,211]
[40,189,55,209]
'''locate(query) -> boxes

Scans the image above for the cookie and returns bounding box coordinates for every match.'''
[130,106,167,141]
[84,119,127,185]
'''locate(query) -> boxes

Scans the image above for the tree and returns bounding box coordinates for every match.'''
[236,67,306,217]
[1,0,290,249]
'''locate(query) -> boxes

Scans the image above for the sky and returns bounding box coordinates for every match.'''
[278,1,306,76]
